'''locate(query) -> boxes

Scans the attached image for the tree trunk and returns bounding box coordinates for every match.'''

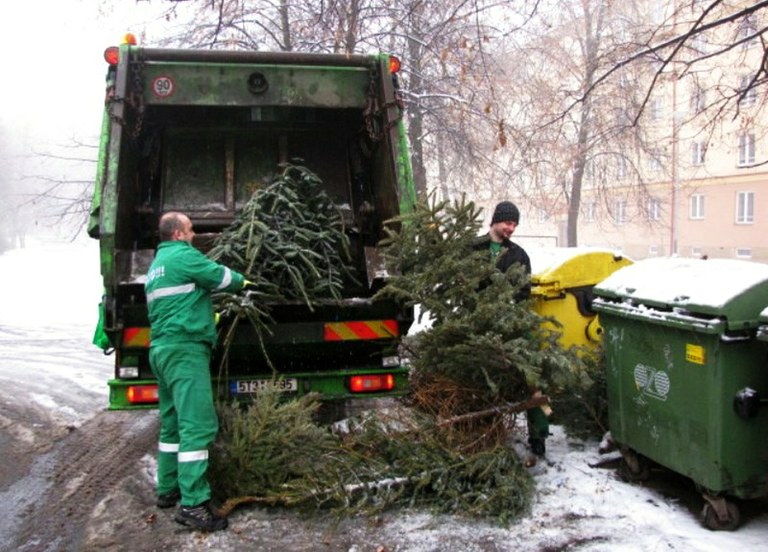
[406,33,428,199]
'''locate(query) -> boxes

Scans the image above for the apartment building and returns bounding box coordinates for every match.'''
[516,2,768,263]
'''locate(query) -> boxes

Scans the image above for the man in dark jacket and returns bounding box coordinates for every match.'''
[474,201,548,457]
[145,211,246,532]
[473,200,532,300]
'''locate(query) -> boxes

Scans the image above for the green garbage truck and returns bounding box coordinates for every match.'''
[88,38,417,410]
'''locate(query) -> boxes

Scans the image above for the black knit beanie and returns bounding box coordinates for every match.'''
[491,201,520,224]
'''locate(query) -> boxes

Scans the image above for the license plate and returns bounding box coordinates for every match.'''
[230,378,298,394]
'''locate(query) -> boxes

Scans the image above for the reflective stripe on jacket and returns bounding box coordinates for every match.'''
[145,241,244,346]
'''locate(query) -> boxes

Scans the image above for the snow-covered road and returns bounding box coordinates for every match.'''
[2,242,768,551]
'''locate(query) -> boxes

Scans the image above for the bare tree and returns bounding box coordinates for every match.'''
[489,1,657,245]
[96,0,766,242]
[482,0,768,246]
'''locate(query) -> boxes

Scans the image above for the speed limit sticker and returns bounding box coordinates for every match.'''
[151,76,175,98]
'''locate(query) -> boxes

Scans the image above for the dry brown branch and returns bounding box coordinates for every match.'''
[437,395,550,428]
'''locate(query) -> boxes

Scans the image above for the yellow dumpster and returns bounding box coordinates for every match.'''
[530,247,633,350]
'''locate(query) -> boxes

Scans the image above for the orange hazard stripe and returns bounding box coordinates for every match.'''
[323,320,399,341]
[122,327,151,348]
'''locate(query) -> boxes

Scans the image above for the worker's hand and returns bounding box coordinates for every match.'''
[214,312,222,325]
[243,279,255,289]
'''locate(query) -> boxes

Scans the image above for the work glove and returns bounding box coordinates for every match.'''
[243,279,256,289]
[214,312,222,325]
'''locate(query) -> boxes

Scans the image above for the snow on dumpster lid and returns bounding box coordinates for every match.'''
[594,257,768,320]
[760,306,768,324]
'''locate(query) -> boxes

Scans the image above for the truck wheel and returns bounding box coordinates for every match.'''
[315,399,348,425]
[701,501,740,531]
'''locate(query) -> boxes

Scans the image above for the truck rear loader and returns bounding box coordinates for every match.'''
[88,38,417,410]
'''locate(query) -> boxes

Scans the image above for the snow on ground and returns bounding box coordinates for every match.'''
[3,242,768,550]
[0,239,110,428]
[0,238,105,330]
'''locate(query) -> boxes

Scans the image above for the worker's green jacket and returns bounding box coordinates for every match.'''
[145,241,244,347]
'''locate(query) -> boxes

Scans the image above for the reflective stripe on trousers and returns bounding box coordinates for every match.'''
[149,342,218,506]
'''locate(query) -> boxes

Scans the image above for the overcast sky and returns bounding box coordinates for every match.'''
[0,1,173,149]
[0,1,182,240]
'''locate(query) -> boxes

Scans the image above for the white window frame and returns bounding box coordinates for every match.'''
[614,200,627,225]
[738,133,756,166]
[616,156,628,178]
[690,194,705,219]
[735,247,752,259]
[650,97,663,121]
[739,76,757,107]
[736,191,754,224]
[647,197,661,221]
[689,32,707,55]
[690,85,706,113]
[739,16,758,49]
[649,152,662,172]
[584,201,596,222]
[691,141,706,165]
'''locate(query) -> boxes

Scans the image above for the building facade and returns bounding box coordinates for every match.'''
[515,1,768,263]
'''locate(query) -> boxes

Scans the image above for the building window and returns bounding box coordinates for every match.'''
[613,200,627,225]
[650,0,665,23]
[648,152,662,172]
[691,141,706,165]
[738,133,756,166]
[647,197,661,221]
[650,97,663,121]
[736,248,752,259]
[738,16,758,49]
[584,201,596,222]
[688,32,707,55]
[649,245,659,256]
[616,156,628,178]
[690,194,705,219]
[690,85,706,113]
[739,76,757,107]
[691,246,702,257]
[736,191,754,224]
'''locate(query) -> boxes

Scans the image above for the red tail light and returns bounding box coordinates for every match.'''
[127,385,159,404]
[349,374,395,393]
[389,56,401,74]
[104,34,135,66]
[104,46,119,65]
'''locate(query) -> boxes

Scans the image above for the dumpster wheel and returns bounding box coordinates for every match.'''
[701,495,740,531]
[618,447,650,482]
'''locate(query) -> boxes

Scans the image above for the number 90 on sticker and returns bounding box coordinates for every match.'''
[151,76,175,98]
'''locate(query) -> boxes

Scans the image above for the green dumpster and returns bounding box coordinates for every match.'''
[593,257,768,531]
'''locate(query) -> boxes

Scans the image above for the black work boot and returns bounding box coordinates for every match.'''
[529,437,546,457]
[157,489,181,509]
[175,500,228,532]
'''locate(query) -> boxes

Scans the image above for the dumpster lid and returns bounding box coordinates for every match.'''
[530,247,631,290]
[594,257,768,326]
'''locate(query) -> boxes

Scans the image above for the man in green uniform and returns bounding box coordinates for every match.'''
[145,211,246,532]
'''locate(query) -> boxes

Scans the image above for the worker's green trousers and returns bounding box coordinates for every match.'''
[149,342,218,507]
[527,406,550,440]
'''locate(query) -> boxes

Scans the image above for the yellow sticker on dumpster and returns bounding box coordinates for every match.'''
[686,344,706,365]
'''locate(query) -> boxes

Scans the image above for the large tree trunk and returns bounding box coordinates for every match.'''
[406,33,428,199]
